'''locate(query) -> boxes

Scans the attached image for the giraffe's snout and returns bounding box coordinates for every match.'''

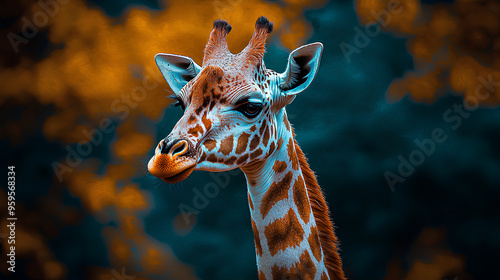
[148,138,197,183]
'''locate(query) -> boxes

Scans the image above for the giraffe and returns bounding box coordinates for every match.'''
[148,17,345,280]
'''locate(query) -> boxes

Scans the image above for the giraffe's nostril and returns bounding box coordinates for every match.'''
[172,143,186,156]
[170,140,188,157]
[160,139,170,154]
[160,139,189,157]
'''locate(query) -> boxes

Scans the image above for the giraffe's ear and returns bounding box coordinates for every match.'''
[155,53,202,93]
[278,42,323,97]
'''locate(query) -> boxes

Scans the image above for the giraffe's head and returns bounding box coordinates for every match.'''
[148,17,323,183]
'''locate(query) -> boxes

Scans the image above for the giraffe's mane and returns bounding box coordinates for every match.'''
[293,137,346,280]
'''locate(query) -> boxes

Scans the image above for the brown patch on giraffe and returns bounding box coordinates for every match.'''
[259,119,267,135]
[203,139,217,151]
[202,114,212,131]
[294,175,310,224]
[260,171,293,219]
[220,97,227,104]
[250,125,257,132]
[236,154,249,165]
[271,250,316,280]
[188,125,203,137]
[268,141,276,156]
[249,135,260,151]
[258,270,267,280]
[224,156,237,165]
[195,106,204,115]
[272,160,287,173]
[251,219,262,256]
[188,115,196,124]
[283,114,291,131]
[236,132,250,154]
[218,135,234,155]
[277,138,284,150]
[199,152,207,162]
[265,209,304,256]
[248,192,254,211]
[287,138,299,170]
[262,126,270,146]
[309,226,322,262]
[321,272,329,280]
[201,81,208,94]
[207,154,218,163]
[250,148,263,160]
[202,96,210,108]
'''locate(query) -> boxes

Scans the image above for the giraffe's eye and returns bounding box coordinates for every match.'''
[236,102,263,118]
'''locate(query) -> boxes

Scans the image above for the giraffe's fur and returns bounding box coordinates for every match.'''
[148,16,345,280]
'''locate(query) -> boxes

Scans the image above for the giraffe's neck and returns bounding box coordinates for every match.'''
[241,110,330,280]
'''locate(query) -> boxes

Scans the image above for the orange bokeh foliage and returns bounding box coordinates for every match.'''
[356,0,500,105]
[384,228,470,280]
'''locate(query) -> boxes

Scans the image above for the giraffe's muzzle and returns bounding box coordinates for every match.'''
[148,138,197,183]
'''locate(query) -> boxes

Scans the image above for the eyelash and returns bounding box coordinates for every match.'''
[169,95,186,111]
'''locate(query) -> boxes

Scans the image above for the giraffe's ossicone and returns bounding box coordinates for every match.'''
[148,17,346,280]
